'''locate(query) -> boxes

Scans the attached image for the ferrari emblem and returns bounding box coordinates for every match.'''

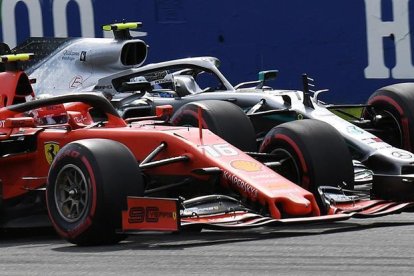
[44,142,60,165]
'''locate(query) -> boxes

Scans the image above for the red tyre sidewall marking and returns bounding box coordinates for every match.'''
[47,155,98,239]
[369,95,411,151]
[273,133,310,190]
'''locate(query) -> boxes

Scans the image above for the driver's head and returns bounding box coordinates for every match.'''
[30,104,68,125]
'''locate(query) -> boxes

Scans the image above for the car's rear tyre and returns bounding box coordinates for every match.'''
[367,83,414,151]
[46,139,144,246]
[259,119,354,213]
[171,100,257,152]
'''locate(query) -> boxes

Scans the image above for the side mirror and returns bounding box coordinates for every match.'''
[124,105,173,123]
[258,70,278,82]
[234,70,278,90]
[4,117,35,128]
[155,105,173,118]
[256,70,278,89]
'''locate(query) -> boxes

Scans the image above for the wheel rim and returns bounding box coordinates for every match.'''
[270,148,301,185]
[54,164,89,223]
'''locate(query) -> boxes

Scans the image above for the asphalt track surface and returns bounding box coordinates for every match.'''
[1,213,414,276]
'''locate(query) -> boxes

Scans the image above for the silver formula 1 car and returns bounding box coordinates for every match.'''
[8,23,414,199]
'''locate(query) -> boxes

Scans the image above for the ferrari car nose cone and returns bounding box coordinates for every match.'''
[282,196,313,216]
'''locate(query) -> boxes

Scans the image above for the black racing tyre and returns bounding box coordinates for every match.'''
[46,139,144,246]
[367,83,414,152]
[259,119,354,213]
[171,100,257,152]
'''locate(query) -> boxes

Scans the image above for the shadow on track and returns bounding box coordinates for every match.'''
[0,227,59,247]
[50,220,414,252]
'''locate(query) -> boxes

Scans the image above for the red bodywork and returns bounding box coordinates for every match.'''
[0,70,34,108]
[0,100,319,218]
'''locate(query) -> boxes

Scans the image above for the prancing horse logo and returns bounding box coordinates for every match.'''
[44,142,60,165]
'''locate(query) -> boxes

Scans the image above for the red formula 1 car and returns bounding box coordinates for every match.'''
[1,54,414,245]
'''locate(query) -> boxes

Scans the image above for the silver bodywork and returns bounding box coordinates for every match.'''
[30,37,148,96]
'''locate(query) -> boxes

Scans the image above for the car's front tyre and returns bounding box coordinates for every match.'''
[46,139,144,245]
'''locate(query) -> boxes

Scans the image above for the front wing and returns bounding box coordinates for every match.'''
[121,197,414,232]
